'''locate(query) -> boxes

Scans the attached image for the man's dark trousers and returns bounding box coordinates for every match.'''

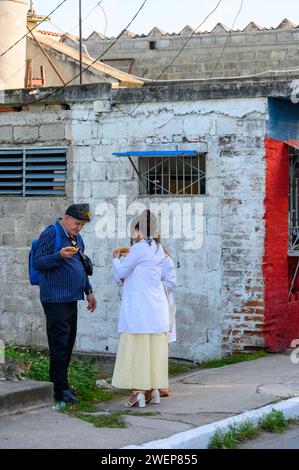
[42,301,77,400]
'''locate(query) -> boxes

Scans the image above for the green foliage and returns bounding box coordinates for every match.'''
[202,351,267,369]
[168,361,198,375]
[75,412,126,428]
[5,346,50,381]
[70,402,97,413]
[4,345,114,402]
[260,409,287,433]
[123,411,158,417]
[232,421,260,441]
[210,409,289,448]
[209,420,260,449]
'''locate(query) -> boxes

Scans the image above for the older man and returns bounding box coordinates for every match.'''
[34,204,96,404]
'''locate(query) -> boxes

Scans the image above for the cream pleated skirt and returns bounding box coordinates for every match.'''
[111,333,169,390]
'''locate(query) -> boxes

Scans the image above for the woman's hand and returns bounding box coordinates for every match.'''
[113,249,121,259]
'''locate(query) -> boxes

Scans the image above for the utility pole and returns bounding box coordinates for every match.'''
[79,0,83,85]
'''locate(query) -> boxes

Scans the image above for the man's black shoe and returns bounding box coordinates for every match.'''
[61,389,79,404]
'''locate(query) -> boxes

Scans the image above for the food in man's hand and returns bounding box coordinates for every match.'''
[66,246,78,252]
[114,247,130,256]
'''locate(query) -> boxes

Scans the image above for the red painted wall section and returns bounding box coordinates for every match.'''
[288,300,299,345]
[263,138,290,351]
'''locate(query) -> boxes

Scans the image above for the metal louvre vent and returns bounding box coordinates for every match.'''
[139,154,206,196]
[0,150,23,195]
[0,149,66,197]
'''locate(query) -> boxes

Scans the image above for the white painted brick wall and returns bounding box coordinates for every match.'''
[71,97,267,359]
[0,96,268,361]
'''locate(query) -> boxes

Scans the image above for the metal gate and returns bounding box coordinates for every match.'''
[289,147,299,252]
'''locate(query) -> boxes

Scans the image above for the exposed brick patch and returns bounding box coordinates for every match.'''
[245,300,265,307]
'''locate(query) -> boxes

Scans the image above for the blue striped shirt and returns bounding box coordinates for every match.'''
[33,221,93,303]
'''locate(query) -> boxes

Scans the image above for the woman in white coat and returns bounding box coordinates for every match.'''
[160,248,177,397]
[162,247,177,345]
[112,210,174,407]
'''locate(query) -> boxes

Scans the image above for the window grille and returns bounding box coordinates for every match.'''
[139,154,206,196]
[289,147,299,252]
[0,149,67,197]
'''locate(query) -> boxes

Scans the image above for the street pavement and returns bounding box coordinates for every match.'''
[1,354,299,449]
[239,424,299,449]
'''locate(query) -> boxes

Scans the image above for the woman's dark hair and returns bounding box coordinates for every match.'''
[134,209,161,247]
[162,245,171,257]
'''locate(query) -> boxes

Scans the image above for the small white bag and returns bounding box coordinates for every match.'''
[163,282,176,331]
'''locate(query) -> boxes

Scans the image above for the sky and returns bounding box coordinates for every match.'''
[33,0,299,38]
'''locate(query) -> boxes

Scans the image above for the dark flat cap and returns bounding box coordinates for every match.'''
[65,204,91,221]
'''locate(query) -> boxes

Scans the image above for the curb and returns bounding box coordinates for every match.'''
[123,397,299,449]
[0,380,53,416]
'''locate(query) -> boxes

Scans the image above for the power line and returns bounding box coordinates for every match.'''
[3,1,108,87]
[79,0,83,84]
[112,0,224,117]
[95,2,109,77]
[0,0,68,59]
[156,0,224,82]
[47,1,105,39]
[210,0,244,79]
[68,0,105,35]
[98,3,109,38]
[29,0,149,105]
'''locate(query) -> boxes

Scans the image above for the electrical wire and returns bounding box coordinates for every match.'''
[68,0,105,35]
[2,49,39,84]
[98,3,109,38]
[28,0,149,105]
[0,0,68,59]
[2,0,107,86]
[112,0,224,117]
[111,0,246,116]
[48,0,104,36]
[210,0,244,79]
[136,67,299,82]
[156,0,224,82]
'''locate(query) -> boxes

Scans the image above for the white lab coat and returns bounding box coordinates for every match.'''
[112,239,170,334]
[161,255,177,343]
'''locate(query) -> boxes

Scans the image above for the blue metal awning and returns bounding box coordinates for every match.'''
[112,150,204,192]
[112,150,201,157]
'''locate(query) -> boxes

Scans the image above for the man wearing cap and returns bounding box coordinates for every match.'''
[33,204,97,405]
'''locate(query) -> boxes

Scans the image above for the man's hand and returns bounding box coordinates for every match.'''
[86,293,97,312]
[60,247,79,259]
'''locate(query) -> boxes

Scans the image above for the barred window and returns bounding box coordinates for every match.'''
[0,149,67,197]
[139,153,206,196]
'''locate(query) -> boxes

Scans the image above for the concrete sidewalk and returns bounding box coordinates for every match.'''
[1,353,299,449]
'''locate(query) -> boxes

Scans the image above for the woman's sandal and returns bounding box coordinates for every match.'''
[159,388,170,397]
[125,391,146,408]
[145,390,152,404]
[145,389,160,404]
